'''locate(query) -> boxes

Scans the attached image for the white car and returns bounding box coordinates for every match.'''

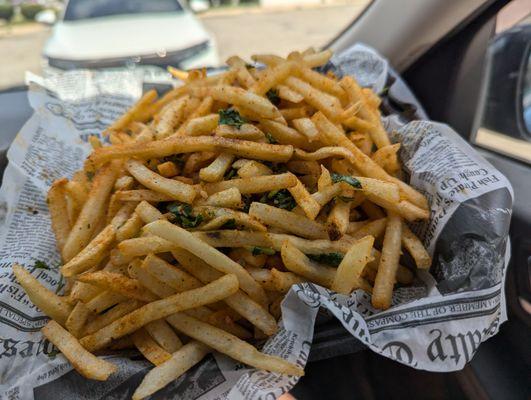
[43,0,219,70]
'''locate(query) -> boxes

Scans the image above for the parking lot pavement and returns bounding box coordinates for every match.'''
[0,3,366,90]
[200,4,365,62]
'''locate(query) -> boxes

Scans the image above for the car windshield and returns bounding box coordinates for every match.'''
[64,0,183,21]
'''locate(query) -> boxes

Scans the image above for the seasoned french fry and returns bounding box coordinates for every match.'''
[65,301,92,338]
[144,319,183,353]
[401,223,431,269]
[172,249,278,335]
[215,123,265,141]
[189,85,281,119]
[132,328,172,366]
[195,187,242,208]
[62,163,118,261]
[142,254,202,292]
[76,271,157,302]
[61,224,115,277]
[199,153,235,182]
[331,235,374,294]
[104,89,157,135]
[285,77,342,121]
[250,61,296,95]
[349,217,387,241]
[372,213,402,309]
[132,341,210,400]
[42,320,117,380]
[287,178,321,220]
[126,159,196,203]
[185,114,219,136]
[203,172,297,195]
[80,274,239,351]
[280,241,335,287]
[249,202,328,240]
[259,119,308,148]
[292,117,320,142]
[144,220,268,306]
[13,264,72,326]
[84,300,143,335]
[88,136,293,167]
[47,178,72,253]
[237,161,273,178]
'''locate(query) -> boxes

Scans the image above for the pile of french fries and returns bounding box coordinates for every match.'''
[13,48,432,398]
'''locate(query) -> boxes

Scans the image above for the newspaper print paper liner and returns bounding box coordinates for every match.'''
[0,45,513,399]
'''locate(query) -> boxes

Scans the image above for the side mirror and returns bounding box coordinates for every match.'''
[472,24,531,164]
[35,9,57,25]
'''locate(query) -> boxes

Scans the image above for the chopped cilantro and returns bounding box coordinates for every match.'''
[266,89,281,106]
[85,171,94,182]
[220,218,237,229]
[163,154,186,167]
[219,108,246,128]
[167,202,204,228]
[265,132,278,144]
[241,194,253,213]
[331,173,362,189]
[259,189,296,211]
[224,167,238,180]
[34,260,50,270]
[307,252,344,267]
[247,246,276,256]
[47,348,60,359]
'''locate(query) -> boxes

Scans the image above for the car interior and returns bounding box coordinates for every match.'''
[0,0,528,399]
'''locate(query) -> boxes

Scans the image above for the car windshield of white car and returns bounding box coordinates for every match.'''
[64,0,183,21]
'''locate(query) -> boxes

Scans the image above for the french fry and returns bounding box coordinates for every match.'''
[142,254,202,293]
[215,123,265,141]
[259,119,308,148]
[47,178,72,253]
[277,84,304,103]
[349,217,387,241]
[280,241,335,287]
[285,77,342,121]
[76,271,158,302]
[195,187,242,208]
[286,160,321,175]
[227,56,256,89]
[88,136,293,167]
[13,264,72,326]
[250,61,296,95]
[61,224,115,277]
[144,319,183,353]
[270,268,306,292]
[331,235,374,294]
[104,89,157,135]
[84,300,143,335]
[237,161,273,178]
[326,199,351,239]
[195,206,267,232]
[126,159,196,203]
[85,291,126,314]
[185,114,219,136]
[372,143,401,174]
[116,212,143,242]
[144,220,268,306]
[172,249,278,335]
[189,85,281,119]
[167,313,303,375]
[42,320,117,380]
[80,274,239,351]
[154,96,188,139]
[401,223,431,269]
[115,189,174,203]
[372,213,402,309]
[199,153,235,182]
[132,328,172,365]
[203,172,297,195]
[157,161,180,178]
[65,301,92,338]
[292,117,320,142]
[287,178,321,220]
[133,341,210,400]
[249,202,328,239]
[62,163,118,261]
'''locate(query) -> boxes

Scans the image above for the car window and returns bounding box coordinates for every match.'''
[64,0,183,21]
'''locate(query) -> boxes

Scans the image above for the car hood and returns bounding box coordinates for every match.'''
[44,12,211,60]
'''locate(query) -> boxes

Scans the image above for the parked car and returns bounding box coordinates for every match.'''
[42,0,219,70]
